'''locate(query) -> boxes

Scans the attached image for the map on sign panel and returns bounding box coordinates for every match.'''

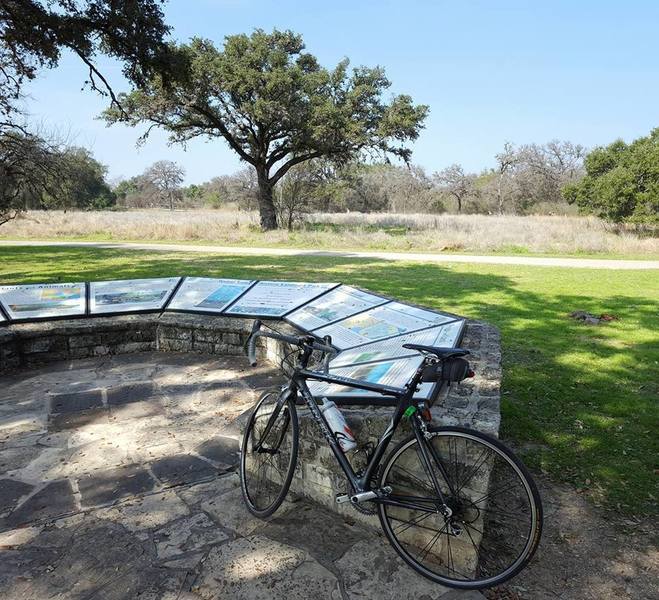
[0,283,86,321]
[89,278,180,314]
[168,277,254,313]
[314,301,457,349]
[307,356,433,400]
[286,285,387,330]
[330,319,465,367]
[225,281,337,317]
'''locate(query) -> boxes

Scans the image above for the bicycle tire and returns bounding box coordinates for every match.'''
[377,426,542,589]
[240,389,299,518]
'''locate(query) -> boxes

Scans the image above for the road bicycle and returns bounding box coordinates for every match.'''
[239,321,542,590]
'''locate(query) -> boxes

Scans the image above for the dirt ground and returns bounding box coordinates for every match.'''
[486,475,657,600]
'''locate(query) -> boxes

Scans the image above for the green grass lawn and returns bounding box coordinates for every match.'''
[1,245,657,516]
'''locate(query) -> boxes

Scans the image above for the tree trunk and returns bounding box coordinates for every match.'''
[497,174,504,214]
[256,170,278,230]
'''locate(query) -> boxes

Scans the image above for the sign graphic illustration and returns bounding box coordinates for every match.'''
[168,277,254,313]
[331,319,465,367]
[308,356,433,401]
[226,281,336,317]
[287,285,387,330]
[90,278,180,314]
[315,302,457,349]
[0,283,86,320]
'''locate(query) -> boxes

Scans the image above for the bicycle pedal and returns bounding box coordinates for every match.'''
[335,493,350,504]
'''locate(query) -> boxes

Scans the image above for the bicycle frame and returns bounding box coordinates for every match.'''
[284,359,457,512]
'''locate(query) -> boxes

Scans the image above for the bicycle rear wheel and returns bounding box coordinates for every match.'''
[240,389,299,518]
[378,426,542,589]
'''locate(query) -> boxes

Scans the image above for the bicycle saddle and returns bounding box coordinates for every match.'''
[402,344,470,359]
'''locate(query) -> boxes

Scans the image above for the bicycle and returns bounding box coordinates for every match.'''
[240,320,543,590]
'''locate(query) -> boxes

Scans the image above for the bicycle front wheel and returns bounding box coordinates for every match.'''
[240,389,299,518]
[378,426,542,589]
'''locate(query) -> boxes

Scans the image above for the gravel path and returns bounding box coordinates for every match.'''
[1,240,658,269]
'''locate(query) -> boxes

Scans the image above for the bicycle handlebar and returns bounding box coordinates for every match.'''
[247,320,336,369]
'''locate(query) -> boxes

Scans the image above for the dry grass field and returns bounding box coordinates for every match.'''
[1,209,657,257]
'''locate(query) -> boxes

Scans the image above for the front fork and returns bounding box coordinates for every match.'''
[253,386,294,453]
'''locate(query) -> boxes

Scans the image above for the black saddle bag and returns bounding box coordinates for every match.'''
[421,357,473,383]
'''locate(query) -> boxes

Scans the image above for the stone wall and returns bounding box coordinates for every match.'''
[0,313,297,375]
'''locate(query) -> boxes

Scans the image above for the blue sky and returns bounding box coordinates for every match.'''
[22,0,659,184]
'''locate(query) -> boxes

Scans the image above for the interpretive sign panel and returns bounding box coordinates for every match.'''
[287,285,387,330]
[314,301,457,349]
[89,278,180,314]
[226,281,337,318]
[168,277,253,314]
[308,356,433,401]
[330,319,465,367]
[0,283,86,321]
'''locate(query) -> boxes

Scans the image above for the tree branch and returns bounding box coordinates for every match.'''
[190,103,255,165]
[72,49,127,119]
[269,151,323,185]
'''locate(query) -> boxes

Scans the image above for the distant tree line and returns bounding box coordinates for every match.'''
[0,0,169,226]
[113,139,589,228]
[1,130,115,224]
[3,131,657,229]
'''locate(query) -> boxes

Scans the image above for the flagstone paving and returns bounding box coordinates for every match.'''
[0,352,483,599]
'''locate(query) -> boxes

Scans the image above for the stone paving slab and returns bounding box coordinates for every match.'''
[77,464,156,508]
[4,479,76,528]
[107,381,157,405]
[48,406,109,431]
[0,478,33,514]
[195,435,240,465]
[0,353,484,599]
[151,454,220,486]
[49,389,104,413]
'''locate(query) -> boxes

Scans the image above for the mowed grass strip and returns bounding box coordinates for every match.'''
[1,245,657,516]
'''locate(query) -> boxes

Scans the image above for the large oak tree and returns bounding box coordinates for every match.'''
[104,29,429,229]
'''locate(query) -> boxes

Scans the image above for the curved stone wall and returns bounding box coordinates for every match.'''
[0,312,499,432]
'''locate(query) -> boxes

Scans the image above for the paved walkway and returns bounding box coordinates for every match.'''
[2,240,658,269]
[0,353,482,600]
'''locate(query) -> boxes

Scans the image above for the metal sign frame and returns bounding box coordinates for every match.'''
[0,297,10,325]
[283,284,391,332]
[164,278,257,318]
[329,319,467,369]
[0,275,469,405]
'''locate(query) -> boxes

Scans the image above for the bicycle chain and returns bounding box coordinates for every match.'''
[349,460,379,515]
[350,499,378,515]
